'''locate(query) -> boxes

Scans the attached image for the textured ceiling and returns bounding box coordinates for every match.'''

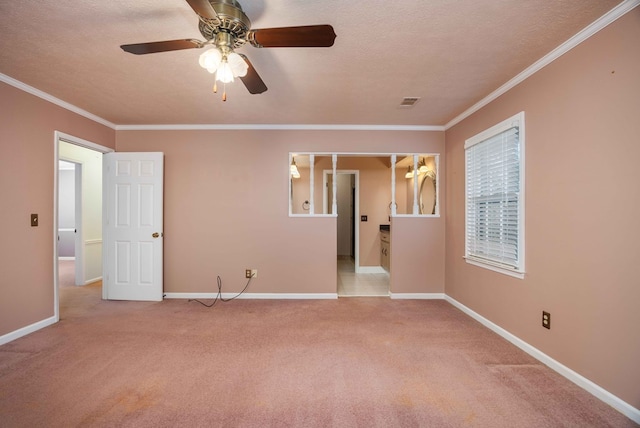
[0,0,622,126]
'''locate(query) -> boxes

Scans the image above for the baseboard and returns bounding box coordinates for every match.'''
[84,276,102,285]
[58,257,75,261]
[390,293,445,299]
[0,315,57,346]
[356,266,387,274]
[164,292,339,300]
[444,295,640,424]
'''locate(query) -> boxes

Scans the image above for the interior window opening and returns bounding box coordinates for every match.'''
[289,152,439,218]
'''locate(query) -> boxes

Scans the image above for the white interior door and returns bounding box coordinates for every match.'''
[103,152,164,301]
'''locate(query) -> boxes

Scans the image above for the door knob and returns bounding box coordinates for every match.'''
[152,232,160,238]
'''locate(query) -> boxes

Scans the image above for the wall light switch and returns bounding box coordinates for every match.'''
[31,214,38,227]
[361,215,368,222]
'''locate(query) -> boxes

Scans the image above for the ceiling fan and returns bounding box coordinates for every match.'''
[121,0,337,100]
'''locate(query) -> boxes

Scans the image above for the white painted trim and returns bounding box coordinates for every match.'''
[393,214,441,218]
[288,214,337,218]
[444,295,640,424]
[116,124,444,131]
[85,239,102,245]
[57,132,113,153]
[74,163,84,287]
[1,73,116,129]
[357,266,387,274]
[445,0,640,130]
[164,292,339,300]
[464,257,525,279]
[338,293,390,298]
[390,293,446,300]
[58,256,75,261]
[0,316,57,346]
[84,276,102,285]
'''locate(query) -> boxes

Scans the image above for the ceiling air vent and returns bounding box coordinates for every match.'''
[399,97,420,108]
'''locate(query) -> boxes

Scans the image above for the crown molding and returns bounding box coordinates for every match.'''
[0,73,116,130]
[114,124,444,131]
[444,0,640,130]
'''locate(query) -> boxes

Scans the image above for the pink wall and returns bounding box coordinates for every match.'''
[391,216,444,294]
[0,82,115,336]
[116,130,444,295]
[444,10,640,407]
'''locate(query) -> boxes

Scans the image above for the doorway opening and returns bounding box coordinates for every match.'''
[57,159,82,293]
[54,132,112,322]
[325,170,390,297]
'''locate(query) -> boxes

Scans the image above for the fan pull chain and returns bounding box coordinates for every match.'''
[212,78,227,101]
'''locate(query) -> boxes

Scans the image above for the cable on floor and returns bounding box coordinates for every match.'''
[189,273,254,308]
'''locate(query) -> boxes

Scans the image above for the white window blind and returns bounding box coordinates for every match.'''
[465,113,524,276]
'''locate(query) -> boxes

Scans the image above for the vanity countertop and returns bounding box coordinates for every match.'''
[380,224,390,232]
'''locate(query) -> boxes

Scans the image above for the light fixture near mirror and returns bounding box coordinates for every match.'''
[290,158,300,178]
[405,166,415,179]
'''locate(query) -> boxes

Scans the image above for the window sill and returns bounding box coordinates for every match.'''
[464,257,524,279]
[393,214,441,218]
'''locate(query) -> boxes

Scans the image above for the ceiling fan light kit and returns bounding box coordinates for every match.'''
[120,0,336,101]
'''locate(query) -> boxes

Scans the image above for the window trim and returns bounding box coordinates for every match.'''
[464,112,525,279]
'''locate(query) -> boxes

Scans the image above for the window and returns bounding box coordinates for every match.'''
[465,112,524,278]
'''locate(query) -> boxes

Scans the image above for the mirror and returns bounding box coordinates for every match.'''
[392,154,438,215]
[419,171,436,215]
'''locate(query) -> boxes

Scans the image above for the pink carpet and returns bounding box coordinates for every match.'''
[0,281,636,427]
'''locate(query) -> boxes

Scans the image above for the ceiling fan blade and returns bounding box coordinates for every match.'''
[120,39,204,55]
[185,0,219,19]
[248,25,336,48]
[238,54,268,94]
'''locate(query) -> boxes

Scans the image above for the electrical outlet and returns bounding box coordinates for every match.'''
[245,269,257,278]
[542,311,551,329]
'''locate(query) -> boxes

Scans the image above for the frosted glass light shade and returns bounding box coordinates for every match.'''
[405,167,414,179]
[199,49,248,81]
[217,61,235,83]
[227,52,248,77]
[290,161,300,178]
[199,48,222,74]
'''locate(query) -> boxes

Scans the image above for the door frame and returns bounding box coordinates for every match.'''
[53,131,113,322]
[323,169,360,271]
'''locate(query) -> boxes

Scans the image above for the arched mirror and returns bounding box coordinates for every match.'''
[419,171,437,215]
